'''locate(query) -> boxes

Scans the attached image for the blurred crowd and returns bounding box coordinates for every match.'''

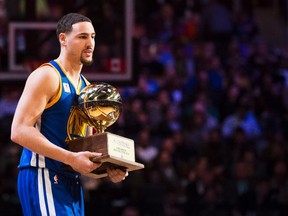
[1,0,288,216]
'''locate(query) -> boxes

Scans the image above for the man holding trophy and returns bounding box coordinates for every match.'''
[11,13,128,216]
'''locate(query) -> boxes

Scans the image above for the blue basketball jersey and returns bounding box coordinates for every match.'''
[17,60,90,216]
[18,59,89,177]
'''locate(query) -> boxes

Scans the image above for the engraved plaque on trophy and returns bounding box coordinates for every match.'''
[66,82,144,179]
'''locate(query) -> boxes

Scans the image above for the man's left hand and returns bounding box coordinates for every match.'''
[107,167,128,183]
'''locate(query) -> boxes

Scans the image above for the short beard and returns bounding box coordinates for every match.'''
[80,57,93,66]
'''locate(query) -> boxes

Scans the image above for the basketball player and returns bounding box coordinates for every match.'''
[11,13,127,216]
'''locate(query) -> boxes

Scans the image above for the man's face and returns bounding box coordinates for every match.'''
[62,21,95,66]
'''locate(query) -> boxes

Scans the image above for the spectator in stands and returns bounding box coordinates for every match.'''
[200,0,233,59]
[135,128,158,165]
[222,97,262,141]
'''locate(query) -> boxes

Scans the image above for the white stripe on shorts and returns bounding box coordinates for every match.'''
[38,168,56,216]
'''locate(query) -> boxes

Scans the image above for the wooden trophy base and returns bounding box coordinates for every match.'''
[67,132,144,179]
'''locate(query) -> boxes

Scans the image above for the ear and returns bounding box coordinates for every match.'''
[59,33,67,46]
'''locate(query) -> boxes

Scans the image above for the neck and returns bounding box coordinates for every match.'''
[56,57,83,87]
[57,54,82,70]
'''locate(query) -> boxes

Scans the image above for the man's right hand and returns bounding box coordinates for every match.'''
[68,151,102,174]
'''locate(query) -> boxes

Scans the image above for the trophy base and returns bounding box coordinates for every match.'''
[67,132,144,179]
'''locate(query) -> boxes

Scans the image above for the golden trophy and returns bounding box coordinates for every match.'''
[66,82,144,179]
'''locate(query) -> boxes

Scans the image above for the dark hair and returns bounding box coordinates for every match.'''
[56,13,92,38]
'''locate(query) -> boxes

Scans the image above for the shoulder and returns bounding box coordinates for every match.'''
[81,74,90,86]
[24,64,61,100]
[33,63,58,77]
[28,64,59,85]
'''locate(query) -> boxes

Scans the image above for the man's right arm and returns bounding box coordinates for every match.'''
[11,66,101,174]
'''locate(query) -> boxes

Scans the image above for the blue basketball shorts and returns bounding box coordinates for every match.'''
[17,168,84,216]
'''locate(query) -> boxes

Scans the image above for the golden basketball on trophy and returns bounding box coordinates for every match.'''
[66,82,144,179]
